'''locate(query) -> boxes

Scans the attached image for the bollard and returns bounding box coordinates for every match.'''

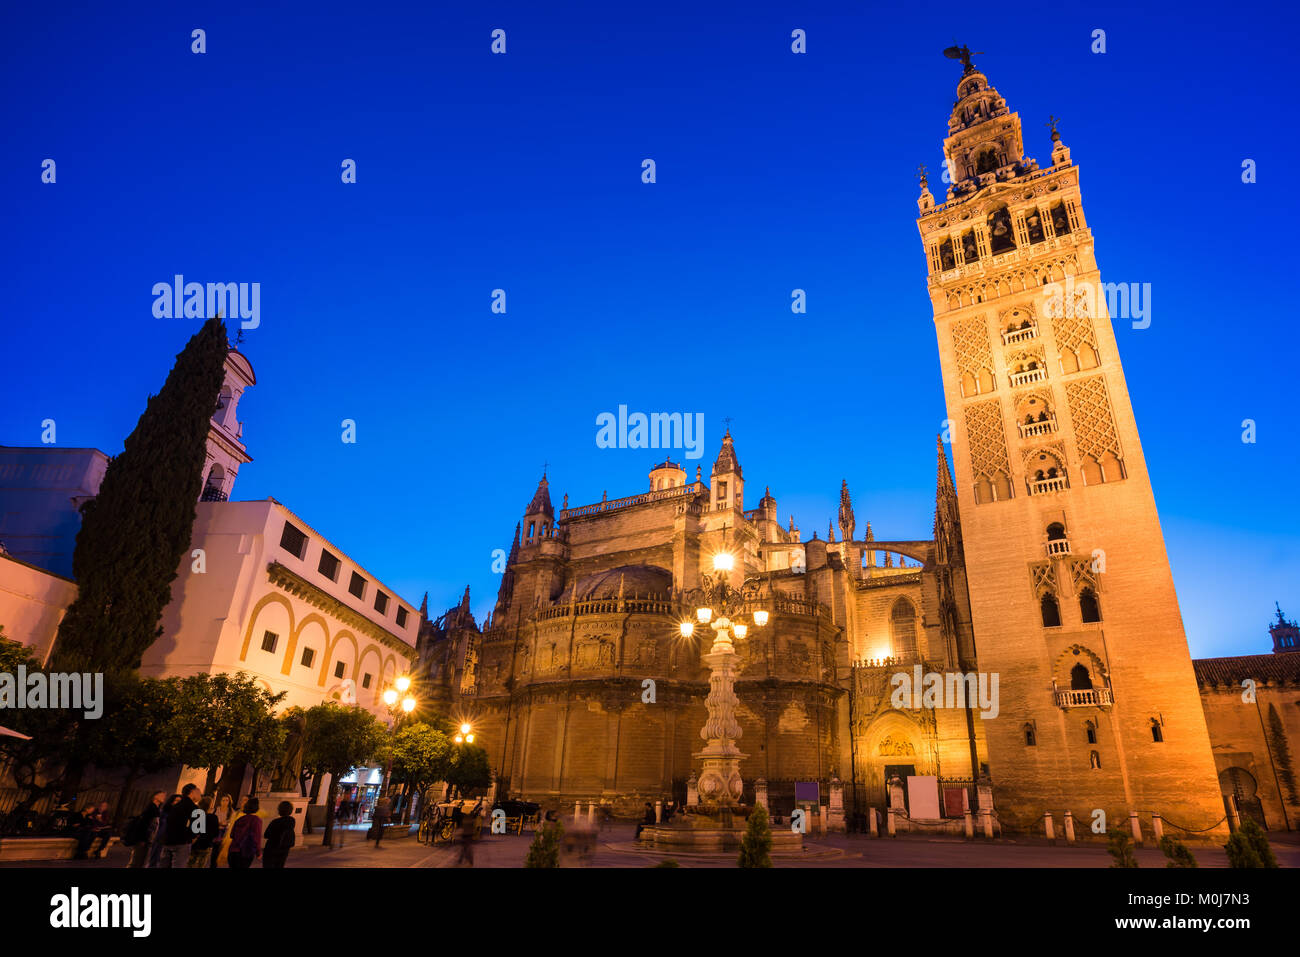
[1129,810,1142,846]
[1152,814,1163,842]
[887,806,896,837]
[981,808,993,840]
[963,809,973,840]
[574,801,581,822]
[1227,800,1241,831]
[869,807,878,838]
[587,800,595,826]
[1063,809,1076,844]
[1045,811,1055,844]
[655,800,662,823]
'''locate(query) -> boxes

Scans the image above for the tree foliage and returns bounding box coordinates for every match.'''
[524,819,563,868]
[50,316,231,675]
[1225,818,1278,868]
[1106,828,1138,868]
[389,721,452,798]
[301,702,387,845]
[1158,835,1197,868]
[446,741,492,796]
[738,804,774,868]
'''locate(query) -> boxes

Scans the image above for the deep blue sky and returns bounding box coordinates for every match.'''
[4,2,1297,657]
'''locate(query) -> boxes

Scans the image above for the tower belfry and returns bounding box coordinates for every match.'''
[916,53,1224,831]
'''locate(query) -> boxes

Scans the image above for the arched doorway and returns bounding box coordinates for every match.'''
[1219,766,1267,830]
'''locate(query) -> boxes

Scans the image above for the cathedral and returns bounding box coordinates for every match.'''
[416,54,1234,834]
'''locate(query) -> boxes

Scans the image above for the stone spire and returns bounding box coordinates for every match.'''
[525,473,554,518]
[838,479,856,543]
[936,435,955,494]
[827,519,835,543]
[419,592,429,619]
[712,428,742,478]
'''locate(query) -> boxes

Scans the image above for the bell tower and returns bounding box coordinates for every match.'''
[916,51,1224,832]
[201,350,254,502]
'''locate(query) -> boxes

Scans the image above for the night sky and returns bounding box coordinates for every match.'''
[4,1,1297,656]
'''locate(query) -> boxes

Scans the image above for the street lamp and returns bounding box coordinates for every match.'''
[380,675,417,803]
[679,549,771,818]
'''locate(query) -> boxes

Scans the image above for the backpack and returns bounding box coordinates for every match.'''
[230,815,260,858]
[122,814,148,848]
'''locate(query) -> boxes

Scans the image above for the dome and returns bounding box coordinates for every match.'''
[558,564,673,601]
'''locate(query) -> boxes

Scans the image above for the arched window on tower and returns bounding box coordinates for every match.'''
[1025,208,1046,244]
[1050,202,1072,236]
[1024,723,1037,746]
[1070,663,1094,690]
[1151,719,1164,743]
[976,147,1000,175]
[1041,593,1062,628]
[1085,720,1097,744]
[1079,587,1102,623]
[527,521,536,540]
[987,206,1016,254]
[890,598,918,661]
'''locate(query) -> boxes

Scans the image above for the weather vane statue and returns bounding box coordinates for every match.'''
[943,43,984,73]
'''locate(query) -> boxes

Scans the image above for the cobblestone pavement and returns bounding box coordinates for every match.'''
[9,822,1294,869]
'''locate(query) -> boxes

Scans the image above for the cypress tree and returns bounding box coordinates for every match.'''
[51,316,230,675]
[1267,703,1297,804]
[738,804,774,868]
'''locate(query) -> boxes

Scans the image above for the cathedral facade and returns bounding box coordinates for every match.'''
[416,57,1230,833]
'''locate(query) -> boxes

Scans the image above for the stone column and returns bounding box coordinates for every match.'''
[573,801,581,822]
[686,771,699,807]
[1129,810,1142,846]
[1063,810,1076,843]
[1044,811,1055,843]
[655,800,662,823]
[827,776,845,832]
[869,807,878,838]
[587,800,595,826]
[754,778,769,812]
[1152,814,1163,842]
[963,809,973,839]
[1227,798,1241,830]
[886,806,896,837]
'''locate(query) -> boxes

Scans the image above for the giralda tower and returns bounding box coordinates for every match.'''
[914,50,1224,832]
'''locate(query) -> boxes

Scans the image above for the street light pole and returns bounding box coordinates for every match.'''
[380,675,417,802]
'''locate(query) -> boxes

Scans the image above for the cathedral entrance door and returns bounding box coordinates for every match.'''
[1220,767,1266,830]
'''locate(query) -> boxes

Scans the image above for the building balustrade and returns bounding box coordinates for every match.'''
[1009,367,1047,387]
[559,481,704,521]
[1054,687,1113,708]
[1029,476,1068,496]
[1002,324,1038,345]
[1018,415,1057,438]
[1044,538,1071,557]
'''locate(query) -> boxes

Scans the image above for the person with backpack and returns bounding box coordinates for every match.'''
[227,797,263,868]
[262,801,296,868]
[187,796,221,868]
[124,791,165,869]
[158,783,201,868]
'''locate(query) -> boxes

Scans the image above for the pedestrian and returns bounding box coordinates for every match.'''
[210,794,235,868]
[124,791,165,869]
[187,796,220,868]
[455,799,482,866]
[226,797,263,869]
[372,795,392,849]
[74,801,112,860]
[158,783,201,868]
[636,801,655,839]
[148,793,180,868]
[262,801,296,868]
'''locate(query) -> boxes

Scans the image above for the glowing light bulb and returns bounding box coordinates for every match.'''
[696,607,713,624]
[680,621,695,638]
[753,610,769,627]
[395,675,411,693]
[732,623,748,640]
[402,696,416,713]
[382,689,398,707]
[713,552,735,572]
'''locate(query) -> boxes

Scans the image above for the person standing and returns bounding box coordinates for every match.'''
[210,794,235,868]
[187,797,220,868]
[372,795,392,849]
[74,801,112,860]
[148,793,180,868]
[455,799,483,867]
[125,791,165,869]
[636,801,655,839]
[158,783,200,868]
[262,801,297,868]
[226,798,263,869]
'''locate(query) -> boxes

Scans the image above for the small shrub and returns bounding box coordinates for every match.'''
[1225,819,1278,868]
[1158,835,1197,868]
[1107,828,1138,868]
[738,803,773,868]
[524,820,563,868]
[653,858,680,868]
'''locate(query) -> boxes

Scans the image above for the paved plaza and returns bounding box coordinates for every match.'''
[8,822,1298,869]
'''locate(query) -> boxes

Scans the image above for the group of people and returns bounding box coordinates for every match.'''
[109,784,298,868]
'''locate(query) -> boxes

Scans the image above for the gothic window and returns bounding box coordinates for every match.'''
[1151,719,1164,743]
[1051,202,1072,236]
[1041,593,1062,628]
[890,598,918,661]
[1024,724,1037,746]
[1070,663,1094,690]
[1079,587,1102,623]
[987,206,1016,253]
[1025,208,1046,244]
[527,521,536,539]
[1085,721,1097,744]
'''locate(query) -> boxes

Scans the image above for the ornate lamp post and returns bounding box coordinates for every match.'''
[679,550,770,821]
[380,675,417,799]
